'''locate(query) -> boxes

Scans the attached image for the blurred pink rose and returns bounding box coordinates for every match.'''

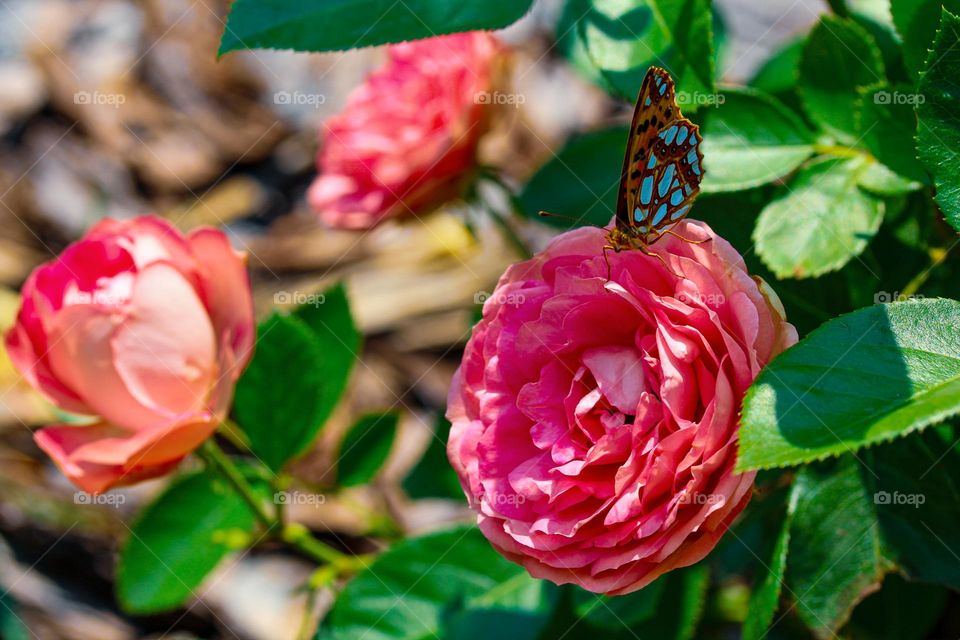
[308,31,503,229]
[6,216,255,493]
[447,220,797,595]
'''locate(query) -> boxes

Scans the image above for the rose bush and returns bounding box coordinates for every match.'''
[6,216,255,493]
[447,220,797,595]
[308,31,502,229]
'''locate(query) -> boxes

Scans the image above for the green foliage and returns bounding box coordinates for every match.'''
[891,0,960,77]
[234,284,359,471]
[559,0,715,101]
[518,127,628,229]
[740,299,960,471]
[316,526,556,640]
[402,415,463,500]
[917,9,960,235]
[799,16,885,141]
[337,412,399,487]
[117,470,261,613]
[700,89,815,192]
[753,158,884,279]
[219,0,534,54]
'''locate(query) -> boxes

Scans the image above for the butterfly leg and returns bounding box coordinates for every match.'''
[602,244,614,282]
[662,229,712,245]
[639,245,683,279]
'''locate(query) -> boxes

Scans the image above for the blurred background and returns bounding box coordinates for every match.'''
[0,0,824,638]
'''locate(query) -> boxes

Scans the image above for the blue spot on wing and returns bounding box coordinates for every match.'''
[670,205,690,221]
[676,126,689,144]
[661,126,678,145]
[657,164,676,197]
[670,189,683,206]
[640,176,654,205]
[652,203,668,225]
[647,154,657,170]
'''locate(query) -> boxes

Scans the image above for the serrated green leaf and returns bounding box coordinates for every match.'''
[337,412,398,487]
[518,127,628,229]
[739,299,960,471]
[117,470,260,613]
[316,526,554,640]
[219,1,534,54]
[741,483,800,640]
[799,16,885,141]
[753,157,884,279]
[856,83,929,184]
[561,0,715,102]
[700,89,815,192]
[786,459,895,638]
[233,313,327,471]
[917,8,960,235]
[891,0,960,78]
[402,414,463,500]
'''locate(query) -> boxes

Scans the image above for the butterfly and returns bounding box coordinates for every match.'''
[606,66,705,261]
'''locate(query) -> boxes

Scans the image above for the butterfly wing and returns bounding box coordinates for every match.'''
[616,67,704,245]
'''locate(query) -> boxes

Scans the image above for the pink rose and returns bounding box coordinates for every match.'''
[308,32,502,229]
[6,216,255,493]
[447,220,797,595]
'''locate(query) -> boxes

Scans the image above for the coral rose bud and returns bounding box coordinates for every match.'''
[447,220,798,595]
[308,31,503,229]
[5,216,255,493]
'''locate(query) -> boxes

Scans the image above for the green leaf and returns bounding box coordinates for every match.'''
[337,412,399,487]
[917,8,960,235]
[786,459,895,637]
[117,470,259,613]
[856,160,922,196]
[0,594,29,640]
[700,88,815,192]
[233,313,326,471]
[749,38,803,96]
[402,414,464,500]
[518,126,628,229]
[563,0,715,102]
[891,0,960,78]
[753,158,884,279]
[316,526,555,640]
[798,16,885,140]
[294,283,361,433]
[739,299,960,471]
[741,482,800,640]
[219,1,534,55]
[844,574,948,640]
[856,83,929,184]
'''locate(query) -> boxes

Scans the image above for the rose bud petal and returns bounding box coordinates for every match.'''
[308,31,504,229]
[5,216,255,493]
[447,220,798,595]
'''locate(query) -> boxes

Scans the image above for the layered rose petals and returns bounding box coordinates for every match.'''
[308,31,502,229]
[6,216,255,493]
[447,220,797,595]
